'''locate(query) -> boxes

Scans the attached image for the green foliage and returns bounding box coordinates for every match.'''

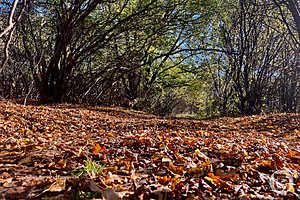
[0,0,298,116]
[73,157,104,177]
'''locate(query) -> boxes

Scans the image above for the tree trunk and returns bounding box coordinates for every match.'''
[287,0,300,113]
[287,0,300,37]
[38,63,67,104]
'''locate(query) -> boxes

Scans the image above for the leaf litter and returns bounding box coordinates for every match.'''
[0,100,299,199]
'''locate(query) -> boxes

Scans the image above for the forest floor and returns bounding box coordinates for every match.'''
[0,100,299,200]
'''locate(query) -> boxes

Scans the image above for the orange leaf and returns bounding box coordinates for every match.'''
[92,143,106,155]
[57,159,65,168]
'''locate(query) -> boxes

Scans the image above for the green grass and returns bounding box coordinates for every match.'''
[72,157,104,177]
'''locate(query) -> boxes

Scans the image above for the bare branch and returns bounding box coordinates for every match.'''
[0,0,19,38]
[0,0,26,73]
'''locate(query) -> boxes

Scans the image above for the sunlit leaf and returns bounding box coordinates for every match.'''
[48,178,66,192]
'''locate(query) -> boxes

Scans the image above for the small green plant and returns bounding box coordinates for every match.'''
[73,157,104,177]
[71,190,101,200]
[71,158,104,199]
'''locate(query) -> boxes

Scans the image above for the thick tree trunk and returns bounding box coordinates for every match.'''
[39,83,65,104]
[38,63,67,104]
[37,20,72,104]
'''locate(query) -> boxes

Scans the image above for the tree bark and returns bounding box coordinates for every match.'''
[287,0,300,38]
[286,0,300,113]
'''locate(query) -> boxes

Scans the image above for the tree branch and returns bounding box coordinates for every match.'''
[0,0,26,73]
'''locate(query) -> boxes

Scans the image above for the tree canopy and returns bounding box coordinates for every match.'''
[0,0,299,116]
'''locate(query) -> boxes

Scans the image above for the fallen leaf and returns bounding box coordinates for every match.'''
[48,178,66,192]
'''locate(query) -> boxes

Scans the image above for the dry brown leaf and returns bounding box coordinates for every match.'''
[48,178,66,192]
